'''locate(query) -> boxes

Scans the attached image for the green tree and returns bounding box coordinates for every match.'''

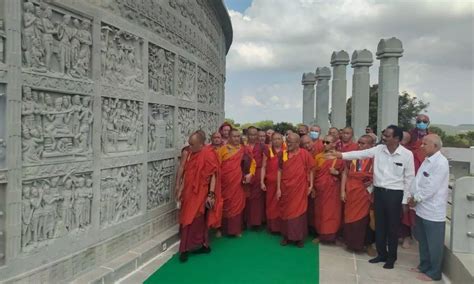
[273,122,296,134]
[427,126,447,140]
[345,85,429,133]
[224,118,240,129]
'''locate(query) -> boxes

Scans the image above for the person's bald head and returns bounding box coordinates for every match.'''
[416,114,430,131]
[328,127,339,137]
[357,135,374,150]
[322,135,337,151]
[421,134,442,157]
[229,129,241,146]
[247,126,258,144]
[258,130,266,144]
[271,132,283,148]
[287,133,301,152]
[211,132,222,147]
[341,127,354,143]
[188,132,205,153]
[298,124,309,136]
[416,114,430,123]
[401,131,411,146]
[300,135,313,152]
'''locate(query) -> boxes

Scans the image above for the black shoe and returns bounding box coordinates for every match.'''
[383,261,394,269]
[179,252,188,263]
[368,256,387,264]
[194,246,211,254]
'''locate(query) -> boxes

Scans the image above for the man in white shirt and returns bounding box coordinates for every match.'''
[326,125,415,269]
[408,134,449,281]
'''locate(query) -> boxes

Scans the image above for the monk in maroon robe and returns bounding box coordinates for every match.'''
[313,135,345,243]
[261,132,284,233]
[300,135,320,235]
[244,126,266,228]
[206,132,223,230]
[217,129,254,237]
[177,132,219,262]
[338,127,359,152]
[278,133,314,247]
[341,135,374,252]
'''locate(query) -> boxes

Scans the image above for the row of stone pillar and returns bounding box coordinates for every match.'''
[302,37,403,138]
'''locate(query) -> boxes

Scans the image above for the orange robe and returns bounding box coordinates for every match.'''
[314,153,344,241]
[205,145,223,229]
[340,141,359,153]
[343,159,373,251]
[280,149,314,241]
[245,143,266,227]
[218,145,249,236]
[264,146,281,233]
[179,146,219,252]
[313,140,325,155]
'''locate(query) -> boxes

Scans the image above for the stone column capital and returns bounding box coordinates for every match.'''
[330,50,350,66]
[315,67,331,80]
[376,37,403,59]
[302,72,316,85]
[351,49,373,68]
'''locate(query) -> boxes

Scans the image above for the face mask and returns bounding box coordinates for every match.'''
[416,122,428,130]
[309,131,319,140]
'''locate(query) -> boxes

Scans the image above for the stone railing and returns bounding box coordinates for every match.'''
[450,176,474,253]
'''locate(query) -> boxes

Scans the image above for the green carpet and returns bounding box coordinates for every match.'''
[144,230,319,284]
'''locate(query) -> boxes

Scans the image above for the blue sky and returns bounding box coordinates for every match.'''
[222,0,474,126]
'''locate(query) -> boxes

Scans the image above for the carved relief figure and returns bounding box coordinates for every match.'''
[177,108,195,148]
[147,159,174,209]
[21,172,93,251]
[21,88,93,164]
[197,67,209,104]
[198,111,219,142]
[101,97,143,155]
[21,2,92,78]
[177,57,196,101]
[148,44,175,96]
[100,165,142,226]
[101,24,143,87]
[148,104,173,151]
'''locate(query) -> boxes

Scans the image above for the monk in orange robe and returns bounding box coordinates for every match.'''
[278,133,314,247]
[206,132,223,230]
[300,135,320,235]
[244,126,266,228]
[218,129,255,237]
[338,127,359,152]
[177,132,219,262]
[313,135,345,243]
[341,135,374,252]
[261,132,284,233]
[218,122,232,145]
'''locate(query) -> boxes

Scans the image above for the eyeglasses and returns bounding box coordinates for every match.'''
[323,141,331,145]
[416,120,429,123]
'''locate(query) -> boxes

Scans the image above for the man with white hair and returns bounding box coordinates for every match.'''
[408,134,449,282]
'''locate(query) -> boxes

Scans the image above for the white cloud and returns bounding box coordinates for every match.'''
[225,0,474,125]
[241,95,263,107]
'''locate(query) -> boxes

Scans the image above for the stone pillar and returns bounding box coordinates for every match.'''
[330,51,349,129]
[302,72,316,125]
[376,37,403,135]
[315,67,331,133]
[351,49,373,139]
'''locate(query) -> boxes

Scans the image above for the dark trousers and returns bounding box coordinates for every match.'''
[374,187,403,263]
[414,215,445,280]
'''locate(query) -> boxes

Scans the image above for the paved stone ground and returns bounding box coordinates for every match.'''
[118,240,450,284]
[319,241,449,284]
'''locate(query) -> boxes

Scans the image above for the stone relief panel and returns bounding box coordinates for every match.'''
[147,159,174,210]
[198,111,219,141]
[21,1,92,79]
[177,57,196,101]
[21,87,93,165]
[100,164,142,227]
[148,43,175,96]
[101,24,144,88]
[21,171,93,252]
[0,183,5,265]
[0,18,5,65]
[101,97,144,155]
[197,67,209,104]
[177,108,195,149]
[0,84,5,169]
[209,73,220,108]
[148,104,173,152]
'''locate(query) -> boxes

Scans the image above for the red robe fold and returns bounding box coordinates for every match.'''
[280,149,313,241]
[220,147,246,235]
[205,145,223,229]
[264,146,281,232]
[245,143,267,227]
[314,154,344,241]
[340,141,359,153]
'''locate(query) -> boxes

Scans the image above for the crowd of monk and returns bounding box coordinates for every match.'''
[174,115,431,264]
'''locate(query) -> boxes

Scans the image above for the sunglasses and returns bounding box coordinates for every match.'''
[323,141,332,145]
[416,120,429,123]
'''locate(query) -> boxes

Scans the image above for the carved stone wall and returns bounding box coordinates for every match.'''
[0,0,231,282]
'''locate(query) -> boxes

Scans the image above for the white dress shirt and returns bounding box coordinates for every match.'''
[342,144,415,204]
[410,150,449,222]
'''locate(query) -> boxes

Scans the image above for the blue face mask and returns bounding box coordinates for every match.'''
[416,122,428,130]
[309,131,319,140]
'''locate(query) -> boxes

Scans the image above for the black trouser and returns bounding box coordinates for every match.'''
[374,187,403,263]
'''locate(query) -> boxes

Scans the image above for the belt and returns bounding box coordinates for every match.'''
[374,186,389,192]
